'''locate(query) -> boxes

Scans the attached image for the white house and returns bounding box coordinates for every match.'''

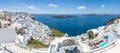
[0,20,11,28]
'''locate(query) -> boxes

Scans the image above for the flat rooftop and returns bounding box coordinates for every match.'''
[0,28,17,43]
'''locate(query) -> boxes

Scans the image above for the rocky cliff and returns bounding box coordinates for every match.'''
[106,16,120,25]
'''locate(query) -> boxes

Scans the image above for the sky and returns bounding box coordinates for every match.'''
[0,0,120,14]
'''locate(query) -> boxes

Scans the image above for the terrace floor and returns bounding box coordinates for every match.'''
[101,39,120,53]
[0,27,16,43]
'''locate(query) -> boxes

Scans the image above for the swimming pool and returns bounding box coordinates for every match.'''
[99,42,109,47]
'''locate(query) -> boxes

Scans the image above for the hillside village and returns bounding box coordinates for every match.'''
[0,10,120,53]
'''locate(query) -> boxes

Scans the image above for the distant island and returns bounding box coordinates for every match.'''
[52,15,76,18]
[82,14,110,16]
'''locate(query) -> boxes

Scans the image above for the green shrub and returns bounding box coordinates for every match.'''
[87,31,94,39]
[27,36,49,48]
[50,28,64,37]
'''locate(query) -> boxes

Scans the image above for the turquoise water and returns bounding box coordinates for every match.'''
[99,42,109,47]
[33,14,119,36]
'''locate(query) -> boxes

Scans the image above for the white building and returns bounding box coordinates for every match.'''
[0,20,11,28]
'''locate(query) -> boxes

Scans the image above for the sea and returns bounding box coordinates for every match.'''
[32,14,119,36]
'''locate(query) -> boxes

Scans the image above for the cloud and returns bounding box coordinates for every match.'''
[27,5,37,10]
[48,4,58,7]
[101,4,105,8]
[77,6,87,10]
[16,3,37,10]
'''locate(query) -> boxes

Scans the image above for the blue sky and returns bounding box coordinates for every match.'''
[0,0,120,14]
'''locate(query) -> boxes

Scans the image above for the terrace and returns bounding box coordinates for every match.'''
[0,28,16,43]
[79,29,118,53]
[50,37,81,53]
